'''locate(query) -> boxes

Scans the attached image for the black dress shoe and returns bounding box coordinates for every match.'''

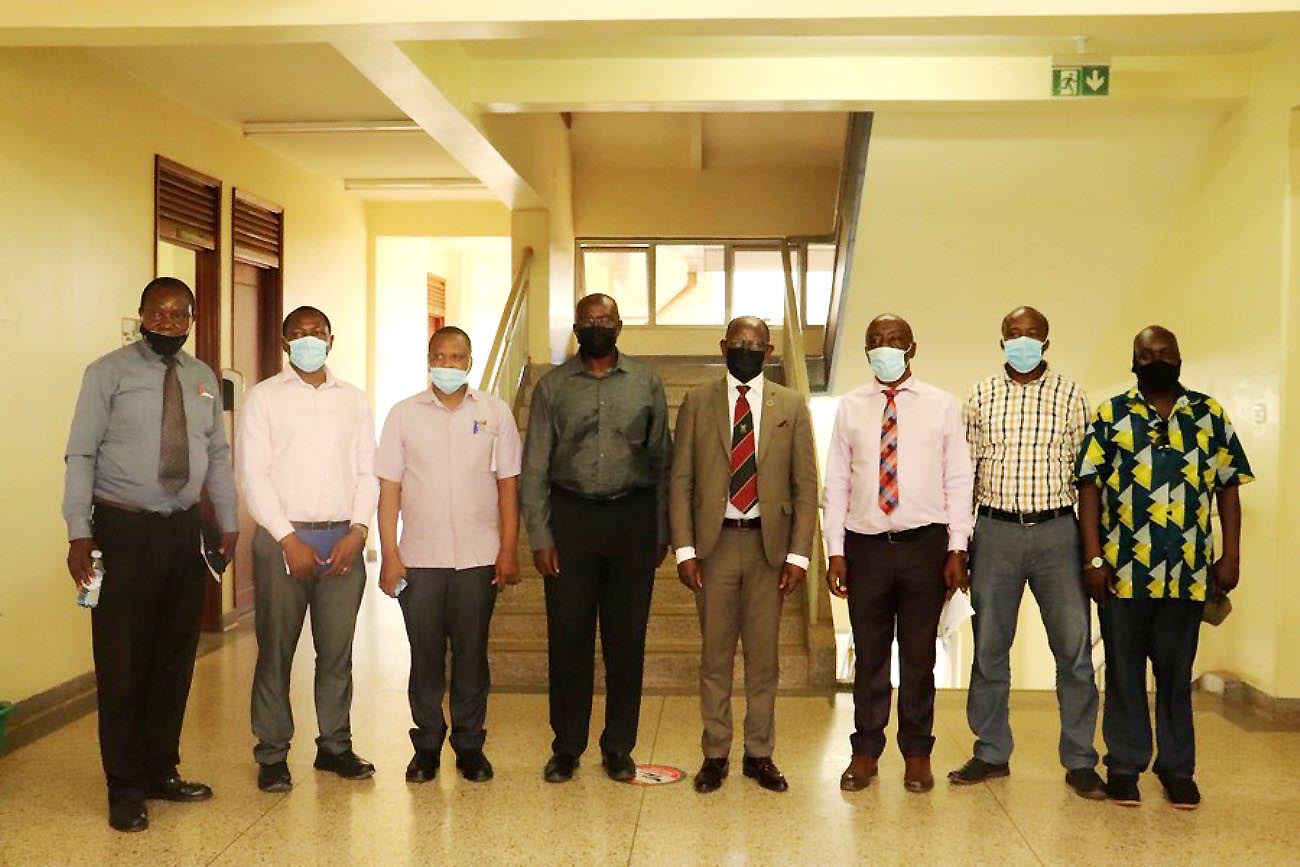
[1106,774,1141,807]
[147,776,213,802]
[108,797,148,833]
[693,757,729,794]
[1065,767,1107,800]
[456,749,494,782]
[405,750,440,784]
[258,761,292,793]
[544,753,579,783]
[742,756,789,793]
[602,751,637,782]
[947,757,1011,786]
[314,749,375,780]
[1158,774,1201,810]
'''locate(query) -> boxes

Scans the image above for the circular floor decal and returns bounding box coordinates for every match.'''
[630,764,686,785]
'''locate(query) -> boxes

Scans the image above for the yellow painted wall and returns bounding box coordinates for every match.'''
[0,48,367,704]
[1141,32,1300,699]
[574,166,838,239]
[830,108,1230,691]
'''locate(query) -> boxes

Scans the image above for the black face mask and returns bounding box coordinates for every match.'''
[576,325,618,358]
[1133,360,1180,393]
[725,347,766,383]
[141,327,187,357]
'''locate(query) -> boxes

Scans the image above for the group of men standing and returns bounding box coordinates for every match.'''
[63,278,1250,833]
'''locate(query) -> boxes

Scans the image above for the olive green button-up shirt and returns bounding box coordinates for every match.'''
[521,353,671,550]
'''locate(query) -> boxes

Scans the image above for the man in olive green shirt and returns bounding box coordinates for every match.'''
[521,293,671,784]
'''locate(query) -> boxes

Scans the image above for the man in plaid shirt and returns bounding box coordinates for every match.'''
[948,307,1105,800]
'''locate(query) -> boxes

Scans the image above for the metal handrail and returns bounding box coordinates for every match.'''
[480,246,534,399]
[780,246,832,632]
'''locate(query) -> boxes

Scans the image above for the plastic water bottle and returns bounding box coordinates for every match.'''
[77,550,105,608]
[395,578,408,596]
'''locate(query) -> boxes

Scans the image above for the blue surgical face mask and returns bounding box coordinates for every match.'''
[429,366,469,394]
[1002,336,1045,374]
[288,335,328,373]
[867,345,910,383]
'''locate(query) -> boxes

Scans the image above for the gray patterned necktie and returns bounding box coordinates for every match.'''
[159,356,190,494]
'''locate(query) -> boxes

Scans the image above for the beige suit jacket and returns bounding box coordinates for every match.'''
[669,375,818,569]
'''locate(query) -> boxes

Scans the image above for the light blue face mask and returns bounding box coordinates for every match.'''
[288,335,328,373]
[429,366,469,394]
[867,345,910,383]
[1003,336,1045,374]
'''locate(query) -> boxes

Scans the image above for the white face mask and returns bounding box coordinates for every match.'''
[428,366,469,394]
[867,345,910,382]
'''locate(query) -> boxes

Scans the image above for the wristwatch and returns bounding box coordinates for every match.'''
[1086,555,1106,570]
[351,523,369,542]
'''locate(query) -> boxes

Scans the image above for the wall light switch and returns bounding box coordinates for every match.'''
[1252,402,1267,425]
[121,317,141,346]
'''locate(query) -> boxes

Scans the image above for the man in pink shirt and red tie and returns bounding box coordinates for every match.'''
[824,314,974,794]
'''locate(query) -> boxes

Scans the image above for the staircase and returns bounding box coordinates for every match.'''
[488,356,836,693]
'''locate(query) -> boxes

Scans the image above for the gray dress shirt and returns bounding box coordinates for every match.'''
[521,353,671,550]
[62,340,238,540]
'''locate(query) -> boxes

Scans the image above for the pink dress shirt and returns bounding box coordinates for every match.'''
[236,366,379,542]
[375,388,522,570]
[822,375,974,557]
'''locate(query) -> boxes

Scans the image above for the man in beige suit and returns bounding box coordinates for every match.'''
[670,316,819,794]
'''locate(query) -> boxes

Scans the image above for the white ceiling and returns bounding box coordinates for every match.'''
[94,42,486,200]
[570,112,846,169]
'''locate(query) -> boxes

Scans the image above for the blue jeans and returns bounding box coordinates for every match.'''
[1099,597,1203,779]
[966,514,1099,769]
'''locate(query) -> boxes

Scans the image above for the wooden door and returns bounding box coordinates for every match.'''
[231,261,280,617]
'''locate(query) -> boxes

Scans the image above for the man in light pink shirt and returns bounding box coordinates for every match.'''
[237,306,379,793]
[823,314,974,795]
[375,326,522,785]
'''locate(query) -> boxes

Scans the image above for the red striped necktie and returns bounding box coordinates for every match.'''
[729,385,758,513]
[879,388,900,514]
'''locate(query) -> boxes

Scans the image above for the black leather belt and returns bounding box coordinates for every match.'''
[857,523,944,544]
[978,505,1074,526]
[721,517,762,530]
[93,499,195,520]
[292,520,351,530]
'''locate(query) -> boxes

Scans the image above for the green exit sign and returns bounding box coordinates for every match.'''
[1052,65,1110,97]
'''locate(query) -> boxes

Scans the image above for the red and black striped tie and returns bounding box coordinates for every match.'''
[729,385,758,513]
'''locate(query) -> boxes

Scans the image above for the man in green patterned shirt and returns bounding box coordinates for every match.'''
[1075,326,1252,811]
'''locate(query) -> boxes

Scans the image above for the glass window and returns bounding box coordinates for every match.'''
[805,243,835,326]
[581,248,649,324]
[731,248,786,324]
[654,244,726,325]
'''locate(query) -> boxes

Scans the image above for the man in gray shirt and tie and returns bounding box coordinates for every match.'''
[63,277,238,833]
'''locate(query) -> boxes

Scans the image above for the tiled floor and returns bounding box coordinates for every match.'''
[3,586,1299,866]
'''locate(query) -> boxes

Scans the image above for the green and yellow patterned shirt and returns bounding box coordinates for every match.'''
[1074,387,1253,601]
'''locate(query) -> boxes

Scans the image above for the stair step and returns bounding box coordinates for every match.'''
[487,645,812,691]
[490,608,807,646]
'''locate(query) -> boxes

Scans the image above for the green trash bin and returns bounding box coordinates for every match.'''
[0,701,14,752]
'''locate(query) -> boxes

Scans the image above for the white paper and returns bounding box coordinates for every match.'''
[938,590,974,640]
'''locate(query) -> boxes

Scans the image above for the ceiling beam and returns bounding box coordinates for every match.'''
[471,53,1250,113]
[344,177,485,190]
[244,120,422,135]
[331,38,540,208]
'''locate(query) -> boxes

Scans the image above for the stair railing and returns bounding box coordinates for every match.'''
[780,246,835,644]
[480,246,534,408]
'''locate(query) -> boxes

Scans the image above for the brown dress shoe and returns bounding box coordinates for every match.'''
[840,755,879,792]
[694,757,729,793]
[742,756,789,793]
[904,756,934,793]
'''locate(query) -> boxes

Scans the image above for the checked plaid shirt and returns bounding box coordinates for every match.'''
[965,367,1090,514]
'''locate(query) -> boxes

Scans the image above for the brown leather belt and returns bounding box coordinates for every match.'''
[855,523,944,544]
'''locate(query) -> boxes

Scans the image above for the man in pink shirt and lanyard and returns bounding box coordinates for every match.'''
[237,306,379,793]
[824,314,974,794]
[376,326,522,785]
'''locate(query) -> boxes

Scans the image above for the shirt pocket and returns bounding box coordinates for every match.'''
[622,401,652,449]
